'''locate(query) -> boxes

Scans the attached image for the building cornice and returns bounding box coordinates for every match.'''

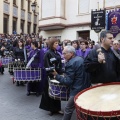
[4,0,10,4]
[105,5,120,10]
[39,16,66,21]
[39,22,91,30]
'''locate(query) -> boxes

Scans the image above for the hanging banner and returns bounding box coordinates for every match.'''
[91,10,105,33]
[108,9,120,37]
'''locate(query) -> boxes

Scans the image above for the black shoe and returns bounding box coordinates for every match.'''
[49,112,54,116]
[16,83,19,86]
[26,92,30,96]
[57,111,64,115]
[36,92,39,97]
[20,82,25,86]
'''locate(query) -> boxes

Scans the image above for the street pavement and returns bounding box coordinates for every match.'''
[0,68,76,120]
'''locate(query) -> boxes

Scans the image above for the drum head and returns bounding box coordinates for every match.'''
[76,83,120,114]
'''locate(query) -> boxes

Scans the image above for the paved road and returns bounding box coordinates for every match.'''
[0,68,76,120]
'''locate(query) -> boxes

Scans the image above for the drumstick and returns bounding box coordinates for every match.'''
[97,48,106,63]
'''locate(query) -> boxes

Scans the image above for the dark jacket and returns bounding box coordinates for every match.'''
[84,47,120,83]
[55,56,90,96]
[13,47,25,61]
[44,49,63,78]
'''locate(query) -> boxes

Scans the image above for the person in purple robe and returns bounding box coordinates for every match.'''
[71,40,80,56]
[26,41,41,96]
[56,45,62,53]
[78,40,91,59]
[41,40,49,53]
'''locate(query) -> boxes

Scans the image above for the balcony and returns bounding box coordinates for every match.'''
[4,2,10,14]
[28,12,31,22]
[13,6,18,17]
[21,9,25,20]
[34,15,37,24]
[39,17,66,30]
[39,0,66,30]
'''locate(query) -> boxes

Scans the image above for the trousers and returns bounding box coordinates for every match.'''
[62,96,75,120]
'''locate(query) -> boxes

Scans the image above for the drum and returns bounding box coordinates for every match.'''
[0,56,13,66]
[8,61,26,74]
[49,79,70,101]
[74,82,120,120]
[14,68,41,81]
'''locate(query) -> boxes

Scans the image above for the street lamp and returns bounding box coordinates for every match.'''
[31,1,37,12]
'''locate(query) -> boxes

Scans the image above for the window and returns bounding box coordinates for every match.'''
[33,24,37,34]
[13,18,17,33]
[3,15,9,34]
[27,22,31,34]
[78,0,90,14]
[42,0,56,18]
[21,20,24,33]
[13,0,16,5]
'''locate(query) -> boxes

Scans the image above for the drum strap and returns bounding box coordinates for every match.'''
[24,47,27,63]
[26,50,39,68]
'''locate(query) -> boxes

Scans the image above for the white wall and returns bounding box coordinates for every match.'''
[39,0,120,43]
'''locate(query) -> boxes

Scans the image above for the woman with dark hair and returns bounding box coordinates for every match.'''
[39,37,63,115]
[71,40,80,56]
[13,39,27,86]
[13,39,25,61]
[26,41,41,96]
[78,40,91,59]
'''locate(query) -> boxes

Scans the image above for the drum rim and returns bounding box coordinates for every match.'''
[74,82,120,117]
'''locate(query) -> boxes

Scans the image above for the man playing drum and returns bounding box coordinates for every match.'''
[52,46,90,120]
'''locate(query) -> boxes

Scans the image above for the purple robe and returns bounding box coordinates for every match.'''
[25,45,32,52]
[56,45,62,54]
[27,48,46,94]
[78,48,91,58]
[42,47,48,54]
[28,49,40,68]
[76,50,81,56]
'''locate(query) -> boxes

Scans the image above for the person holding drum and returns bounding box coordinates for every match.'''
[51,46,90,120]
[26,41,41,96]
[13,39,27,86]
[39,37,63,116]
[84,30,120,84]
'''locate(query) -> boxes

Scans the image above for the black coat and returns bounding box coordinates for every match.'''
[13,47,25,61]
[84,47,120,83]
[39,49,62,112]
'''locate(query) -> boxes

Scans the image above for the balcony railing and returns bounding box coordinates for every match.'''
[13,6,18,17]
[34,15,37,24]
[4,2,9,14]
[21,10,25,20]
[28,12,31,22]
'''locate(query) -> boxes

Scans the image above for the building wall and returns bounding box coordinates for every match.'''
[39,0,120,43]
[2,0,39,34]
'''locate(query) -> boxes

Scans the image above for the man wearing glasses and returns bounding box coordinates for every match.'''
[52,46,90,120]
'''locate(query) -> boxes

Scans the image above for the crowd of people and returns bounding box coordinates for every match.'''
[0,30,120,120]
